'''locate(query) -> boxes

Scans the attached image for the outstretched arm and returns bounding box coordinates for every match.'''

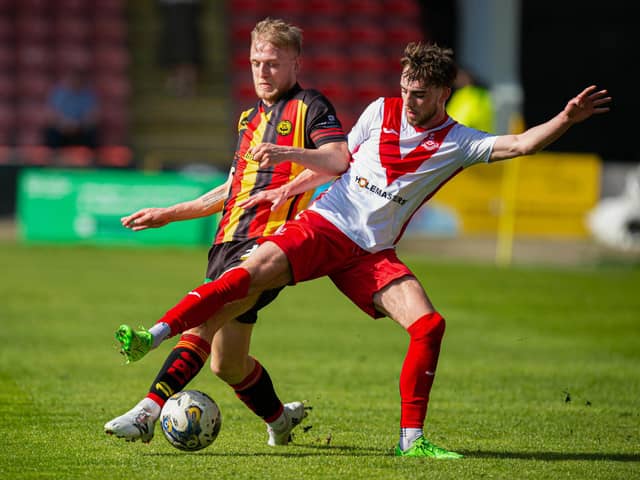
[238,169,335,212]
[490,85,611,162]
[121,176,231,231]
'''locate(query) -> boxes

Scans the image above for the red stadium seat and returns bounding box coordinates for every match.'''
[56,0,91,17]
[55,16,92,44]
[352,80,392,104]
[304,0,345,17]
[93,46,130,75]
[16,145,54,165]
[0,45,14,71]
[303,22,349,47]
[314,81,352,104]
[95,74,131,102]
[0,16,14,42]
[345,0,384,17]
[348,22,387,46]
[382,0,421,18]
[93,19,128,46]
[0,74,15,100]
[0,145,12,163]
[17,43,52,73]
[96,145,133,168]
[384,22,425,47]
[305,52,350,75]
[16,15,50,43]
[57,146,94,167]
[0,102,15,144]
[16,73,51,103]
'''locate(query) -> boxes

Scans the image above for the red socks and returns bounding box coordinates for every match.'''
[399,312,446,428]
[157,267,252,337]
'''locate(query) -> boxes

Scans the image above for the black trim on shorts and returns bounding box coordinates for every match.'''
[205,239,284,324]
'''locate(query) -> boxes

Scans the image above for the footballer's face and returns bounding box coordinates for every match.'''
[400,68,451,129]
[250,39,299,106]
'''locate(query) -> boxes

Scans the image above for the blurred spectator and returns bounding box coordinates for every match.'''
[446,67,494,133]
[43,67,100,149]
[157,0,203,97]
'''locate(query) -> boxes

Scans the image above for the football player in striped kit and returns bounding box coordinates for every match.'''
[105,17,348,447]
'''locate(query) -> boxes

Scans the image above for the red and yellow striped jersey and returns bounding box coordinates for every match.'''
[215,84,345,244]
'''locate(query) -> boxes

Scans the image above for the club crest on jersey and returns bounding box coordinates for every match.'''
[354,176,407,205]
[276,120,292,136]
[421,134,439,151]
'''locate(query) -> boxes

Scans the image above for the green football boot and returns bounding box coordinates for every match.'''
[115,324,153,363]
[394,436,463,459]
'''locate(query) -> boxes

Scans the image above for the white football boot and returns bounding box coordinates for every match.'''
[267,401,309,446]
[104,398,161,443]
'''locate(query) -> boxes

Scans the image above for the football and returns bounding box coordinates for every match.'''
[160,390,222,451]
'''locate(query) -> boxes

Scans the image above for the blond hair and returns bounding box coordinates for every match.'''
[251,17,303,55]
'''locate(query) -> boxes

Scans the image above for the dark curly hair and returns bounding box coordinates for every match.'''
[400,43,457,88]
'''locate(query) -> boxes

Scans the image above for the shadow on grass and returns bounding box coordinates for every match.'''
[464,451,640,462]
[143,446,640,461]
[144,443,392,458]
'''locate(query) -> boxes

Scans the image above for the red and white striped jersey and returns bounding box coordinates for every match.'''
[310,97,497,252]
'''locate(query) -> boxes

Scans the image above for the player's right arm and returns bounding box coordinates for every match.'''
[121,174,232,231]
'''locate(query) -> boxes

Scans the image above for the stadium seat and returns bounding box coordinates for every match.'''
[382,0,421,18]
[54,44,91,72]
[93,0,124,17]
[0,145,12,163]
[17,0,49,13]
[54,17,92,45]
[0,45,14,72]
[16,145,54,165]
[303,22,349,47]
[93,46,130,75]
[16,15,50,43]
[0,74,15,100]
[57,146,94,167]
[304,52,350,75]
[345,0,384,17]
[93,18,128,46]
[348,21,387,47]
[0,17,13,43]
[96,145,133,168]
[17,43,51,73]
[95,74,131,103]
[304,0,345,17]
[314,81,352,105]
[56,0,91,16]
[0,102,14,145]
[16,73,51,103]
[384,22,425,47]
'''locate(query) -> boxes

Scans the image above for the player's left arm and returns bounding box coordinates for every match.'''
[249,139,349,175]
[489,85,611,162]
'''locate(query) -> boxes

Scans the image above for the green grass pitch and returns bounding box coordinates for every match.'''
[1,241,638,479]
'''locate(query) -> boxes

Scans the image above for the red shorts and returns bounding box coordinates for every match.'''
[258,210,414,318]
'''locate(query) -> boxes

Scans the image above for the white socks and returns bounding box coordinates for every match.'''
[148,322,171,348]
[138,397,162,419]
[399,428,423,451]
[268,410,290,433]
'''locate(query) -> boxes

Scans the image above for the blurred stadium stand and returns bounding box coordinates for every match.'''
[0,0,132,167]
[227,0,428,133]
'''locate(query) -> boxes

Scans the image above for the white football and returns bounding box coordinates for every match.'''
[160,390,222,451]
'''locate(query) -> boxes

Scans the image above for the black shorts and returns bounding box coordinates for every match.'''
[205,239,283,324]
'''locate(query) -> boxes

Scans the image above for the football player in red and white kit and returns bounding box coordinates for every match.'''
[116,43,611,457]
